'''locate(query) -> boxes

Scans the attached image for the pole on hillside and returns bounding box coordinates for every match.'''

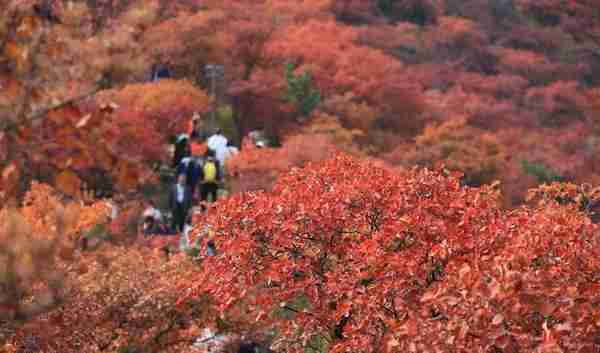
[204,64,224,132]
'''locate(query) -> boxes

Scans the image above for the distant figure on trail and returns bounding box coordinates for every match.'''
[188,113,201,139]
[177,156,192,178]
[143,214,166,235]
[187,156,204,204]
[142,199,167,235]
[179,214,197,251]
[151,64,171,82]
[206,238,216,257]
[248,127,267,148]
[169,174,192,233]
[190,139,207,157]
[143,199,163,224]
[173,133,190,168]
[207,128,228,156]
[201,156,219,204]
[34,1,60,23]
[218,140,239,176]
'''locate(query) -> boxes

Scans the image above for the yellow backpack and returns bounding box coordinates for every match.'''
[203,160,217,183]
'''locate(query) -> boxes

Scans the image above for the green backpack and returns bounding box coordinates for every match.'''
[203,160,217,183]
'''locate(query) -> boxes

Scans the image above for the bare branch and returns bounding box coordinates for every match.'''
[25,84,103,122]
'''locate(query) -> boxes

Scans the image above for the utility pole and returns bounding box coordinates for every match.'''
[204,64,224,131]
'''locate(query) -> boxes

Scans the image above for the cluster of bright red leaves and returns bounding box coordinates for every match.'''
[183,154,600,353]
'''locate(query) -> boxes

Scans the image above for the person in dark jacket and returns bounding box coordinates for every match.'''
[169,174,193,233]
[186,157,204,204]
[177,156,192,178]
[173,134,190,168]
[151,64,171,81]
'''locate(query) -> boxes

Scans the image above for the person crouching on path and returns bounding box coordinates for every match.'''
[201,156,219,204]
[142,199,164,235]
[170,174,192,233]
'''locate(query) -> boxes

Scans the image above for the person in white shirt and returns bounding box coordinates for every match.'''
[207,128,228,155]
[217,141,239,176]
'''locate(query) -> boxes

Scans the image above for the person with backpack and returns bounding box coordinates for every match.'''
[201,155,219,204]
[186,156,204,204]
[177,155,194,177]
[169,174,193,233]
[173,134,190,168]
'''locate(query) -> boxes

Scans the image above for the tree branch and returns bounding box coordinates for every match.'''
[25,84,103,123]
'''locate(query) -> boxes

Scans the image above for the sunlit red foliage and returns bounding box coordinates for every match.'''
[7,80,209,195]
[226,134,336,193]
[7,247,211,353]
[94,79,210,139]
[301,112,365,155]
[497,124,590,204]
[183,154,600,353]
[385,117,506,187]
[143,9,227,76]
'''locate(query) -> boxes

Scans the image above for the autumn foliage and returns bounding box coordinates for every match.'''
[2,0,600,352]
[226,134,336,193]
[0,182,111,322]
[1,183,211,353]
[184,154,600,352]
[3,0,600,204]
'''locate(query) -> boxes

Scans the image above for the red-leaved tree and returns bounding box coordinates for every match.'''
[181,154,600,353]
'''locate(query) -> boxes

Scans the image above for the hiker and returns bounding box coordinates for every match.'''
[187,156,204,203]
[217,140,239,176]
[173,134,190,168]
[177,155,193,178]
[179,214,197,251]
[190,137,208,157]
[34,1,60,23]
[207,128,228,156]
[143,200,163,224]
[248,127,267,147]
[201,156,219,204]
[206,238,216,257]
[169,174,193,233]
[142,200,170,235]
[151,64,171,82]
[188,113,202,139]
[143,215,160,235]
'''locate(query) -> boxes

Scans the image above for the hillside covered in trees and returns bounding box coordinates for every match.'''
[2,0,600,352]
[1,0,599,204]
